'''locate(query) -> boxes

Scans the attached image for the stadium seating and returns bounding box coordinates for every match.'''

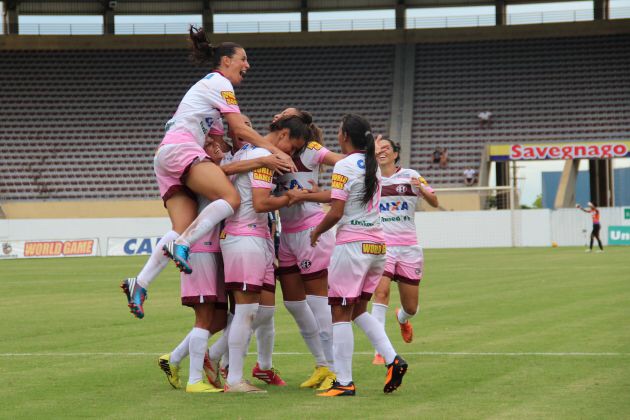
[0,46,394,200]
[411,34,630,185]
[1,34,628,199]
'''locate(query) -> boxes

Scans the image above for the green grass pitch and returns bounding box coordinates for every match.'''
[1,247,629,419]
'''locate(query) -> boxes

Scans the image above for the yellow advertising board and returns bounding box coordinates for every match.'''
[488,141,630,161]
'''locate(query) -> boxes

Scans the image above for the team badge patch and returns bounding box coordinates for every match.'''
[220,91,238,105]
[396,185,407,194]
[300,260,312,270]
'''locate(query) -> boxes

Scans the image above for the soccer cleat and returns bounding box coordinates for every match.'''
[396,308,414,343]
[185,381,223,393]
[203,352,222,388]
[372,353,385,365]
[162,241,192,274]
[316,373,337,391]
[252,363,287,386]
[158,354,182,389]
[317,381,356,397]
[121,278,147,319]
[384,355,408,393]
[300,366,332,388]
[224,380,267,394]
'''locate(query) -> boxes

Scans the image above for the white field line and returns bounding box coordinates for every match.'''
[0,351,627,357]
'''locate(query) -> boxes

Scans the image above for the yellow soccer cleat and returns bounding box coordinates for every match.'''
[315,372,337,391]
[300,366,333,388]
[185,381,224,393]
[158,354,182,389]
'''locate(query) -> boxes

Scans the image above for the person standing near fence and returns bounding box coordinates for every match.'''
[576,202,604,253]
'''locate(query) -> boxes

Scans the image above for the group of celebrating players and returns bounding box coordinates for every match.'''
[120,26,439,396]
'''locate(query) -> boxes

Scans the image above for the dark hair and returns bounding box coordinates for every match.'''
[269,108,323,144]
[270,116,313,155]
[189,26,243,68]
[381,138,401,165]
[340,114,378,205]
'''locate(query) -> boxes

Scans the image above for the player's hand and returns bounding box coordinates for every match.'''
[286,186,308,206]
[262,155,293,175]
[305,179,319,193]
[310,229,320,247]
[274,150,297,172]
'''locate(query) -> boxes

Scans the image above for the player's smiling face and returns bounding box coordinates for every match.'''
[223,48,250,86]
[376,139,397,166]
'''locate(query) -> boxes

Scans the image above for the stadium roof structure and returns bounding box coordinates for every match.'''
[5,0,611,15]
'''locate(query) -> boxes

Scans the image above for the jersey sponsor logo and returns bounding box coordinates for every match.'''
[221,91,238,105]
[220,230,227,240]
[418,176,429,186]
[510,143,628,160]
[362,243,386,255]
[253,167,273,183]
[357,159,365,169]
[306,141,322,150]
[331,173,349,190]
[380,201,409,212]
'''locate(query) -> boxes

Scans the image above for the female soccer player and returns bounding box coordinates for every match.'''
[221,115,313,393]
[121,26,293,318]
[370,138,438,365]
[577,202,604,252]
[309,114,407,397]
[272,108,344,390]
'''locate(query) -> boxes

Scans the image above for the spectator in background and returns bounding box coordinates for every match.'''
[439,147,448,169]
[478,111,493,128]
[429,146,442,169]
[463,167,477,186]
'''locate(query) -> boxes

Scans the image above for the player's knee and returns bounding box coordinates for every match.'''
[374,288,389,303]
[403,304,418,316]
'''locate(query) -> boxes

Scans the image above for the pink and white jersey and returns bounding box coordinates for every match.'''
[380,168,433,246]
[190,195,222,253]
[224,144,273,238]
[163,71,240,147]
[276,141,330,233]
[331,152,384,245]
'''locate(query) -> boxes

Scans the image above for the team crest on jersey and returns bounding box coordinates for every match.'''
[300,259,312,270]
[306,141,322,150]
[253,167,273,183]
[220,91,238,105]
[331,173,348,190]
[396,185,407,194]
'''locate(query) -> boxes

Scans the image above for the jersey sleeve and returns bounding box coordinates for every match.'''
[211,77,241,114]
[249,148,274,189]
[303,141,331,166]
[330,160,352,201]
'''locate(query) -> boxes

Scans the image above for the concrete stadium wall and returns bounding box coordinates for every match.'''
[0,200,167,219]
[1,208,626,255]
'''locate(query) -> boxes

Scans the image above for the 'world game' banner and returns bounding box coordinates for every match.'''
[489,141,630,161]
[0,239,99,259]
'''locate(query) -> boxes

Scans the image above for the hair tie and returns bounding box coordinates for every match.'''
[364,130,371,137]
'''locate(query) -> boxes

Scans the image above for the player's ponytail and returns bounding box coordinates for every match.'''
[340,114,379,206]
[189,25,242,68]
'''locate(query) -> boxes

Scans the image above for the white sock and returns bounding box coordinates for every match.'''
[252,305,275,370]
[332,322,354,385]
[284,300,327,367]
[176,199,234,247]
[188,327,210,385]
[170,331,191,366]
[208,314,232,361]
[371,303,388,327]
[227,303,258,386]
[306,295,334,367]
[354,312,397,365]
[397,306,417,324]
[136,230,179,289]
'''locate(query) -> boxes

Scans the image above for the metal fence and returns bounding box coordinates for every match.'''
[12,7,630,35]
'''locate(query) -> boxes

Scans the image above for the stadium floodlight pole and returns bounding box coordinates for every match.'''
[510,161,517,247]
